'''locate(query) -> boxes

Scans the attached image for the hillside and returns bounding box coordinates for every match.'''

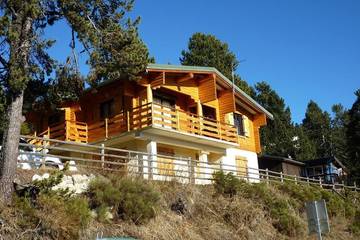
[0,170,359,240]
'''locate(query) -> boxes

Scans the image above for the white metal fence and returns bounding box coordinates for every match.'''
[16,135,360,191]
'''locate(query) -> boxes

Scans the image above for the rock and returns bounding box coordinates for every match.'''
[171,197,187,215]
[42,173,50,179]
[104,210,113,220]
[90,210,98,218]
[32,173,93,195]
[72,174,88,184]
[32,174,42,181]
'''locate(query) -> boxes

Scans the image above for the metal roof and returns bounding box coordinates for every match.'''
[258,155,305,166]
[147,64,274,119]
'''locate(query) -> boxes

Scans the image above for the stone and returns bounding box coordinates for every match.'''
[32,174,42,181]
[42,173,50,179]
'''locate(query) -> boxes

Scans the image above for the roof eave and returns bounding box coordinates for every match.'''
[147,64,274,120]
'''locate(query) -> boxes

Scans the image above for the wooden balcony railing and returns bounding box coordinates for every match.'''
[31,102,238,145]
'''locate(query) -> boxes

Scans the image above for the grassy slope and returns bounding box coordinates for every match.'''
[1,172,359,240]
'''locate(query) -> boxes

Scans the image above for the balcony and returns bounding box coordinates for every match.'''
[31,102,238,145]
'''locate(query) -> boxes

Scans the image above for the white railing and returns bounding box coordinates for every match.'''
[16,135,360,191]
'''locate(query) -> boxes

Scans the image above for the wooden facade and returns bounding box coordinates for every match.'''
[26,64,272,154]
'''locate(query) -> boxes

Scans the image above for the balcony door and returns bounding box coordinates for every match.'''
[153,94,175,129]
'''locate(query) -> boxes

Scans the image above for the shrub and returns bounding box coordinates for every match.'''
[212,171,243,197]
[13,193,91,239]
[88,177,160,224]
[88,176,121,209]
[117,178,160,224]
[37,194,91,239]
[238,182,304,236]
[13,196,38,229]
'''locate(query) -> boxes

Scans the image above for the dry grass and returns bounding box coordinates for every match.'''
[1,171,360,240]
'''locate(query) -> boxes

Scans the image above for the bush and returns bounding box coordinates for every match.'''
[212,171,243,197]
[88,176,121,209]
[37,194,92,239]
[88,176,160,224]
[117,178,160,224]
[13,193,91,239]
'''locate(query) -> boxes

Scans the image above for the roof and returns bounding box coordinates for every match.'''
[303,156,347,170]
[147,64,274,119]
[258,155,305,166]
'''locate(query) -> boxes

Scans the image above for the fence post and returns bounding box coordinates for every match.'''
[306,176,310,185]
[105,118,108,139]
[151,103,154,126]
[280,172,284,183]
[218,122,222,139]
[85,123,88,143]
[342,180,345,190]
[265,168,269,184]
[176,109,180,130]
[319,177,322,188]
[126,110,130,131]
[188,157,194,184]
[41,136,47,168]
[294,175,298,185]
[354,182,357,191]
[100,144,105,169]
[148,154,153,180]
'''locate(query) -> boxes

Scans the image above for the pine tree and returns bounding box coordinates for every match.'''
[0,0,149,202]
[346,90,360,183]
[254,82,296,157]
[180,32,255,96]
[302,100,332,158]
[330,104,349,162]
[293,124,316,160]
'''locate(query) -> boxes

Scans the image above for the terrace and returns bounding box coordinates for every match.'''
[30,102,238,146]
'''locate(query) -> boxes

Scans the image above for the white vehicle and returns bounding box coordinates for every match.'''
[1,138,77,171]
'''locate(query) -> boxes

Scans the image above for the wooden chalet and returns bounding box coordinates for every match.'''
[26,64,273,181]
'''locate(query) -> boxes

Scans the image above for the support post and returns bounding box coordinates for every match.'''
[41,136,47,168]
[100,144,105,169]
[105,118,108,139]
[307,177,310,185]
[319,177,323,188]
[126,110,130,131]
[199,151,209,184]
[188,157,194,184]
[146,141,157,180]
[65,121,69,141]
[85,123,88,143]
[151,103,154,126]
[176,109,180,130]
[294,175,298,185]
[197,101,203,135]
[265,168,269,185]
[280,171,284,183]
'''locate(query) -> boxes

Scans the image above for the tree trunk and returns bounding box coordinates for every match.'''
[0,92,24,203]
[0,10,32,203]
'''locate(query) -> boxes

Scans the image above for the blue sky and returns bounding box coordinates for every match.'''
[46,0,360,123]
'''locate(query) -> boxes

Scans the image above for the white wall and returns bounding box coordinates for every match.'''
[223,148,260,183]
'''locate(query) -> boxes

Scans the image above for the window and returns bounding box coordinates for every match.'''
[234,113,245,136]
[100,99,114,119]
[48,113,62,126]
